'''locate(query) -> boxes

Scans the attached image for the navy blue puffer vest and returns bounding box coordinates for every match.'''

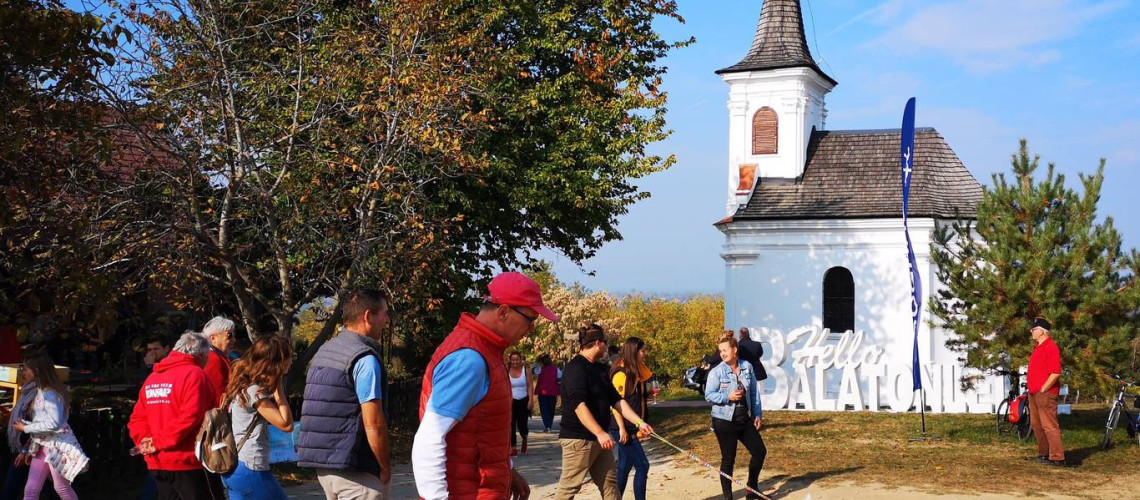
[296,330,384,473]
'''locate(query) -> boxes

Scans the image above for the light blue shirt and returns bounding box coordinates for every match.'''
[426,349,490,420]
[352,355,384,403]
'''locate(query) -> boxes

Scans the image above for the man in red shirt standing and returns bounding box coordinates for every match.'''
[1026,317,1065,465]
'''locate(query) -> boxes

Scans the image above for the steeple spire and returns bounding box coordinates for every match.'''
[716,0,836,85]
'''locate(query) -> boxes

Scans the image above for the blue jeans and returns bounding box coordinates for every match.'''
[538,395,557,430]
[222,462,288,500]
[609,429,649,500]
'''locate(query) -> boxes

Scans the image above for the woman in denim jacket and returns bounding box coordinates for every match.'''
[704,335,767,500]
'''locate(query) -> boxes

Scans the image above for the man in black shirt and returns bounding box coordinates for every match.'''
[555,324,653,500]
[736,327,767,382]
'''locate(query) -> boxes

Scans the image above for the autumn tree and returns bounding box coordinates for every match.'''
[0,0,129,342]
[91,0,687,382]
[931,140,1140,395]
[618,293,724,383]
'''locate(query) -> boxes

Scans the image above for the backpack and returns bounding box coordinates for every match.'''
[195,402,261,474]
[1008,394,1028,424]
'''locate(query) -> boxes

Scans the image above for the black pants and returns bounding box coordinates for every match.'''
[153,469,225,500]
[713,413,767,499]
[511,397,530,447]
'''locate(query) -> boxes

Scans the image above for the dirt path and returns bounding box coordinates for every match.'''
[283,413,1131,499]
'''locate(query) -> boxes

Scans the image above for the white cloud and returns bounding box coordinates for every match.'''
[871,0,1127,73]
[825,0,912,38]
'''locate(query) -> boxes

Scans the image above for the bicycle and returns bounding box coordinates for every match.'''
[1100,374,1140,450]
[994,369,1032,442]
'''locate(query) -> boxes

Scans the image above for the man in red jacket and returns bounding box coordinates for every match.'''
[129,331,221,499]
[201,316,235,405]
[413,272,559,500]
[1027,317,1065,466]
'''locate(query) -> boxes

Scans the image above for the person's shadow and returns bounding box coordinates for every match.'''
[701,466,863,500]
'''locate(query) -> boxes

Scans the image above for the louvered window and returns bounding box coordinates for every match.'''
[751,107,778,155]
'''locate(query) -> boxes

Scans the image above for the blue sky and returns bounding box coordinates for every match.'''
[543,0,1140,294]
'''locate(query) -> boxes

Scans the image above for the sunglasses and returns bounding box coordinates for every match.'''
[508,306,539,325]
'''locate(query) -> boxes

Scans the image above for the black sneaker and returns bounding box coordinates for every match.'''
[1046,459,1068,467]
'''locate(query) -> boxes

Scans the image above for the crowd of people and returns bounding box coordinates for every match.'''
[0,271,1067,499]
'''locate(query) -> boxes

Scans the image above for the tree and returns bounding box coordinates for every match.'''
[92,0,688,382]
[931,140,1140,394]
[0,0,128,343]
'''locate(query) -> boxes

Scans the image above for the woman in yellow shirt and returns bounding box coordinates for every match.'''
[609,337,652,500]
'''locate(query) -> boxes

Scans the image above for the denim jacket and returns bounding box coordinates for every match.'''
[704,360,762,421]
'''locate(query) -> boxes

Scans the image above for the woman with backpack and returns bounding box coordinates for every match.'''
[13,349,88,500]
[609,337,653,500]
[220,334,294,500]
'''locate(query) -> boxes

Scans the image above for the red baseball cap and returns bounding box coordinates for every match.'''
[485,272,560,322]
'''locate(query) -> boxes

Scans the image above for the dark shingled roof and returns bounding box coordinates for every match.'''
[716,0,837,85]
[731,128,983,221]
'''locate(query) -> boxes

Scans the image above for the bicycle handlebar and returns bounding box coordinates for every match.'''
[1110,374,1137,387]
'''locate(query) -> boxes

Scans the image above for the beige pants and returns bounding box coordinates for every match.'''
[316,468,390,500]
[555,438,618,500]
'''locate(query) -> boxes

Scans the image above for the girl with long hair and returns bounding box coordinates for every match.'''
[609,337,653,500]
[507,351,534,456]
[704,335,766,500]
[220,335,294,500]
[14,349,88,500]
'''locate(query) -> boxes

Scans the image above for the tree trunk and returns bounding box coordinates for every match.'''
[287,305,342,390]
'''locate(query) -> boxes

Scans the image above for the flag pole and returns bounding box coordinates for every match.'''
[900,97,939,442]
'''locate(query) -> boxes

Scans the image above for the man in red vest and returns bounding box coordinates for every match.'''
[413,272,559,499]
[1026,317,1065,466]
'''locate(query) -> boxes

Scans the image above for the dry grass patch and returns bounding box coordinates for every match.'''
[647,403,1140,496]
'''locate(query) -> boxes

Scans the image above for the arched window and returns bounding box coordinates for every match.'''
[823,267,854,333]
[751,107,778,155]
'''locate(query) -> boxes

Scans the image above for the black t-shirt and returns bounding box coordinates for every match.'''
[559,354,623,441]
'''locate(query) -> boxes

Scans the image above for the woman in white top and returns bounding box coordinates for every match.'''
[507,351,534,456]
[14,349,88,500]
[220,335,294,500]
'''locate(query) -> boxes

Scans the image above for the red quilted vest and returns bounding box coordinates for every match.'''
[419,313,512,499]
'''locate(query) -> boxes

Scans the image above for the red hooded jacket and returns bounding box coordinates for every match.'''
[128,351,216,471]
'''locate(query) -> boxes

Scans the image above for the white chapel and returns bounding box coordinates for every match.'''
[716,0,1001,413]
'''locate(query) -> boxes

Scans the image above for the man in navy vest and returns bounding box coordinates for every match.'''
[298,289,393,499]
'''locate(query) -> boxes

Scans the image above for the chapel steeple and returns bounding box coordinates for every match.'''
[716,0,835,85]
[719,0,837,216]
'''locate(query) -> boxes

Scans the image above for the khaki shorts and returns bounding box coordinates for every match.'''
[316,468,391,500]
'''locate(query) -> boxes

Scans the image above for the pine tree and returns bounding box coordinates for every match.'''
[931,140,1140,395]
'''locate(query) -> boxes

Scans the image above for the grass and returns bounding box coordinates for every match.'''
[647,403,1140,496]
[660,383,704,402]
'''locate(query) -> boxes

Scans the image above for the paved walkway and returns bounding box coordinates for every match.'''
[284,404,729,499]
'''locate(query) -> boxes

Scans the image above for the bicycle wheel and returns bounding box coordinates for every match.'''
[995,399,1010,436]
[1102,403,1121,450]
[1017,414,1033,442]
